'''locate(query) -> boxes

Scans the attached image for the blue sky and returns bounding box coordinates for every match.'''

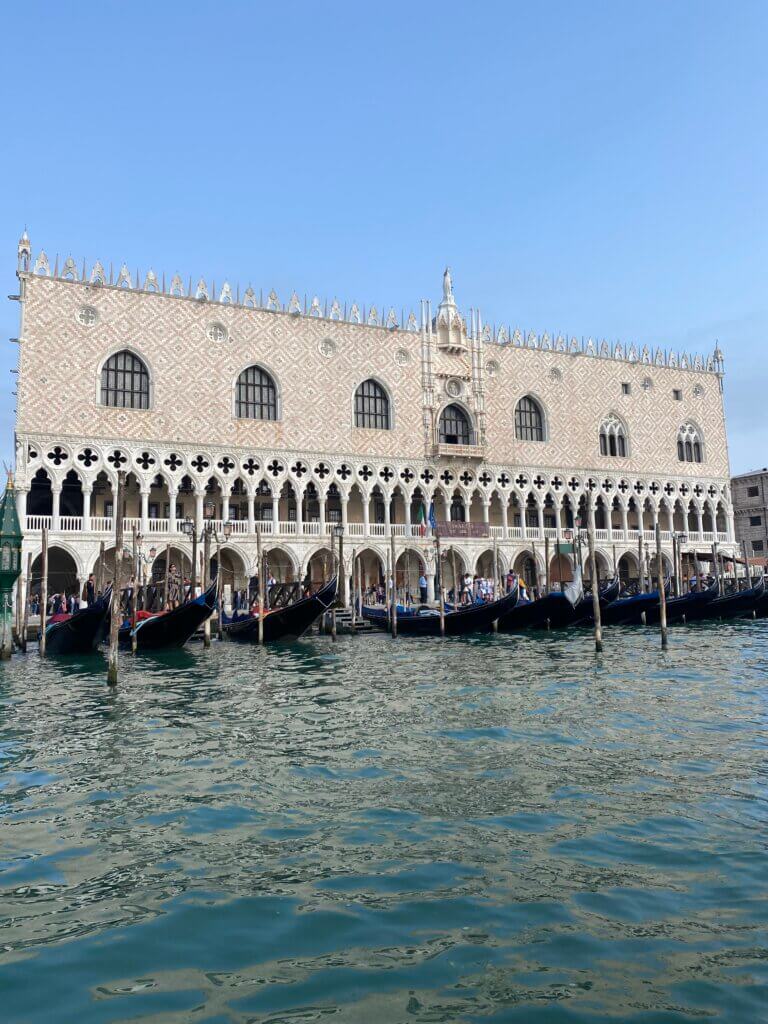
[0,1,765,472]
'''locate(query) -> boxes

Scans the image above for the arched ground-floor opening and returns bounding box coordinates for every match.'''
[513,550,540,592]
[304,547,335,591]
[648,552,673,581]
[150,546,192,583]
[31,546,79,601]
[395,548,426,603]
[618,552,639,588]
[474,548,502,584]
[438,546,467,598]
[583,550,611,586]
[352,548,385,603]
[549,550,574,586]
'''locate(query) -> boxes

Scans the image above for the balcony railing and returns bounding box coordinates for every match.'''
[20,515,733,546]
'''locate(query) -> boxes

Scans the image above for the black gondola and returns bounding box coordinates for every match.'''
[694,576,765,622]
[118,581,218,650]
[643,579,719,624]
[43,589,112,656]
[567,576,621,626]
[363,584,520,636]
[223,577,338,643]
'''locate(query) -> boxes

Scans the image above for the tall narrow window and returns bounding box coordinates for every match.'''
[599,414,628,458]
[677,423,703,463]
[439,404,472,445]
[354,379,390,429]
[235,366,277,420]
[515,396,544,441]
[100,351,150,409]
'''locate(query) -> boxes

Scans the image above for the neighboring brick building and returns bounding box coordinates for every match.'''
[731,469,768,560]
[10,232,737,601]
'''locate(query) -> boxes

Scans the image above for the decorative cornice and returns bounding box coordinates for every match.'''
[17,242,725,376]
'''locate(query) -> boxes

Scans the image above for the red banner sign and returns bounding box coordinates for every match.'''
[437,521,489,539]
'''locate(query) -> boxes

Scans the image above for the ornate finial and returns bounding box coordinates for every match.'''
[17,229,31,272]
[443,266,453,301]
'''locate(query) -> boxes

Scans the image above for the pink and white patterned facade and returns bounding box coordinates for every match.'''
[10,233,735,599]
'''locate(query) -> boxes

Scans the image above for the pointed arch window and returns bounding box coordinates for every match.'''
[439,404,472,445]
[515,396,544,441]
[677,423,703,463]
[599,414,628,457]
[354,379,391,429]
[235,365,277,420]
[100,350,150,409]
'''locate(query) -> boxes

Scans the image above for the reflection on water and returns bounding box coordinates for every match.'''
[1,623,767,1022]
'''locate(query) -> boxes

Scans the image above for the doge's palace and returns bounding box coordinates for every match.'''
[10,231,735,602]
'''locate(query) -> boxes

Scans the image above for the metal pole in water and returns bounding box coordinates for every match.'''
[39,526,48,658]
[216,538,223,641]
[587,503,603,653]
[656,524,668,650]
[107,472,125,686]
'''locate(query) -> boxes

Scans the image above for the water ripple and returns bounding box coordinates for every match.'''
[0,623,766,1022]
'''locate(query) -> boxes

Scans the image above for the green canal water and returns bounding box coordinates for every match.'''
[1,623,767,1023]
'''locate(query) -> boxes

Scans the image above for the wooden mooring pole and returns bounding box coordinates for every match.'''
[350,547,357,626]
[216,538,223,641]
[21,552,30,653]
[656,524,668,649]
[107,472,125,685]
[587,504,603,653]
[39,526,48,657]
[256,526,264,646]
[390,531,397,639]
[130,526,138,655]
[435,532,445,637]
[202,527,211,648]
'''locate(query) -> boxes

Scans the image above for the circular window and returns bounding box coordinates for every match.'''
[78,305,98,326]
[207,322,228,343]
[445,378,463,398]
[319,338,336,357]
[485,359,499,377]
[395,348,410,366]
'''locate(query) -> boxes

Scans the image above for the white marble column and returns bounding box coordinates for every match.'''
[621,503,629,537]
[383,492,391,535]
[295,486,303,536]
[247,491,255,533]
[696,507,704,537]
[272,494,279,530]
[536,502,544,538]
[404,496,412,537]
[82,487,92,532]
[363,492,370,536]
[140,489,150,535]
[51,485,61,530]
[169,487,178,532]
[16,487,27,528]
[222,493,230,522]
[501,500,509,540]
[319,494,327,536]
[482,500,490,525]
[195,492,204,532]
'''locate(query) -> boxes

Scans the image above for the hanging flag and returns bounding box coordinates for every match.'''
[417,502,426,537]
[428,501,437,530]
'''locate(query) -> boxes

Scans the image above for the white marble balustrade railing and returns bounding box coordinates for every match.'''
[20,516,733,546]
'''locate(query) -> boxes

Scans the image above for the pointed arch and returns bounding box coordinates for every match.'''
[514,395,546,441]
[99,349,150,409]
[353,378,392,430]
